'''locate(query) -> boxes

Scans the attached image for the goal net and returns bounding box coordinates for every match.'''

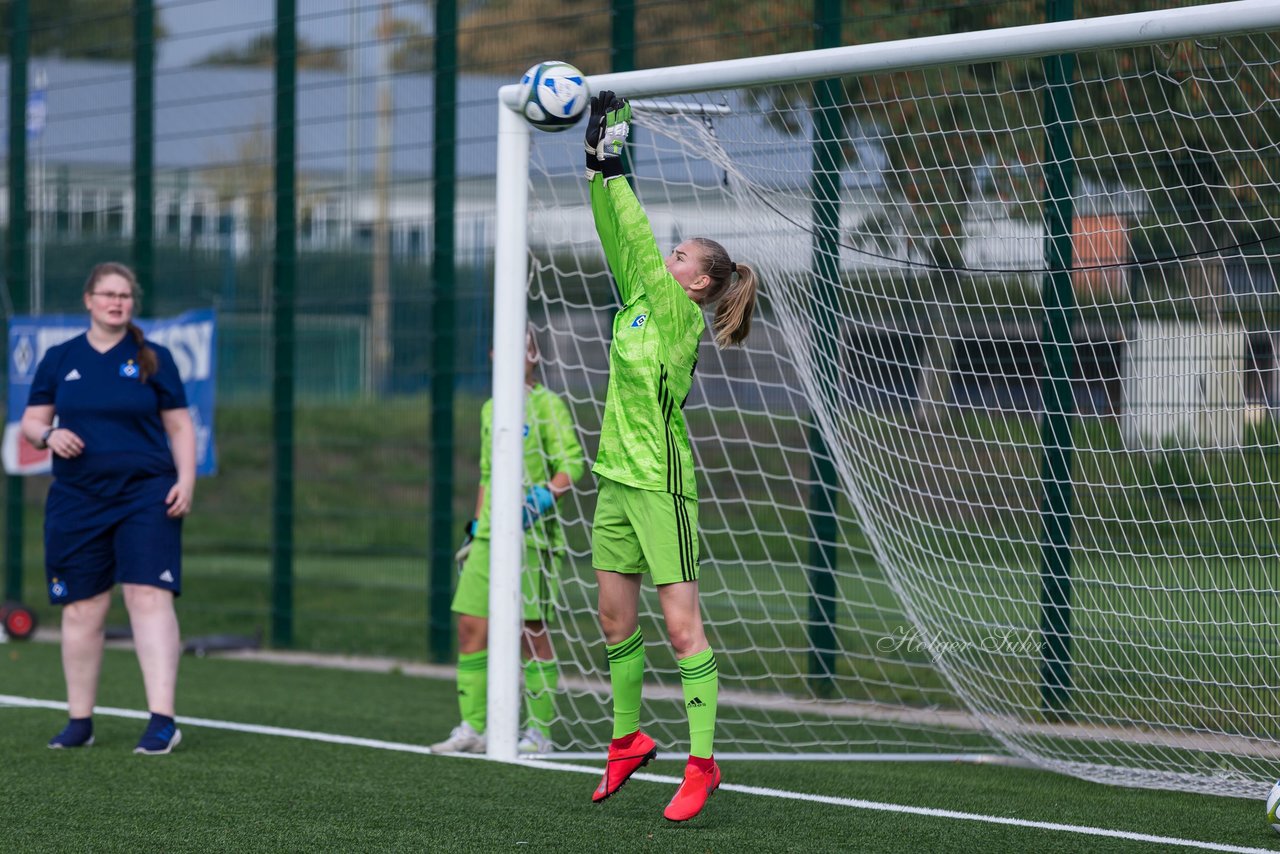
[490,1,1280,797]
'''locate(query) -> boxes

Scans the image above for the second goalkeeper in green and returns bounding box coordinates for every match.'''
[584,91,759,822]
[432,327,586,756]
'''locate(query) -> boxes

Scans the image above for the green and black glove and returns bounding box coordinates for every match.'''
[584,89,631,180]
[454,518,477,567]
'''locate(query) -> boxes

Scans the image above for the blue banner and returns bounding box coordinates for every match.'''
[4,310,217,476]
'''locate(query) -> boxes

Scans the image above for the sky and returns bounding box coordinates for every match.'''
[156,0,430,69]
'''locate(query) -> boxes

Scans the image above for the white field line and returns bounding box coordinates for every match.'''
[197,644,1280,761]
[542,751,1023,763]
[23,630,1280,763]
[1,693,1270,854]
[26,629,1280,763]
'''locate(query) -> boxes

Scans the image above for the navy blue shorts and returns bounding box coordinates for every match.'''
[44,477,183,606]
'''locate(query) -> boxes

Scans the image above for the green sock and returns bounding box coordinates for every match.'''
[606,629,645,739]
[523,658,559,736]
[678,647,718,759]
[456,650,488,734]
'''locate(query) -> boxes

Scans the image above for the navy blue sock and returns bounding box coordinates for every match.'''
[50,716,93,747]
[64,717,92,739]
[136,713,177,750]
[145,713,175,733]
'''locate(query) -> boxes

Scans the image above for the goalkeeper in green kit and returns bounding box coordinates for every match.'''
[431,326,586,756]
[583,91,759,821]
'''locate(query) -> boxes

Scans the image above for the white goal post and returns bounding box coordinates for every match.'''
[486,0,1280,797]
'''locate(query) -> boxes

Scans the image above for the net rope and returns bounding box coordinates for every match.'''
[521,29,1280,797]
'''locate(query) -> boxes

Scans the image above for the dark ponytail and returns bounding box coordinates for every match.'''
[84,262,156,382]
[127,322,158,382]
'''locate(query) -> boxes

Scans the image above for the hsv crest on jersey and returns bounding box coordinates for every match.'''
[630,314,647,328]
[119,360,139,379]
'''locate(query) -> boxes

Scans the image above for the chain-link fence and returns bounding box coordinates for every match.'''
[0,0,1228,661]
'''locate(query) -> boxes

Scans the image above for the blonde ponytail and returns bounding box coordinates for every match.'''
[711,262,757,348]
[690,238,759,348]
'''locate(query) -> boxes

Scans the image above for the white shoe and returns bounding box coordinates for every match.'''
[517,727,552,755]
[431,721,486,753]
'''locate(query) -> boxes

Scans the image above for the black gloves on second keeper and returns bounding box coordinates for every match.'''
[584,90,631,180]
[455,518,477,567]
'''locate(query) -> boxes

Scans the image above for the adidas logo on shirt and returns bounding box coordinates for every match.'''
[159,570,175,583]
[64,369,81,381]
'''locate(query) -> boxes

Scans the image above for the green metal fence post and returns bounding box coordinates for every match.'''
[428,0,458,663]
[4,0,29,603]
[613,0,635,177]
[133,0,154,306]
[272,0,297,647]
[611,0,634,70]
[806,0,842,695]
[1036,0,1079,715]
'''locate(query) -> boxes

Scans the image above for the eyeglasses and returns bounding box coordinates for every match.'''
[91,291,134,302]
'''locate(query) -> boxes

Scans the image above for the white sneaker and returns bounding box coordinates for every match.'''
[517,727,552,755]
[431,721,486,753]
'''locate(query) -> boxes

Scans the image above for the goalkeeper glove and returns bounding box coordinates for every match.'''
[454,518,477,566]
[584,90,631,180]
[521,484,556,530]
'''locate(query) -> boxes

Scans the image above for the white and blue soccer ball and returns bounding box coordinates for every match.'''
[1268,779,1280,834]
[517,61,588,132]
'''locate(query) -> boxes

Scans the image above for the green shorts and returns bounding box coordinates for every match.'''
[451,537,561,622]
[591,477,699,585]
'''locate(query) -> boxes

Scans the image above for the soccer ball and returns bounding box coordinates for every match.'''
[1268,780,1280,833]
[517,61,588,132]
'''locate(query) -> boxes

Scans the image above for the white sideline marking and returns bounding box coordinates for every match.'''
[0,694,435,756]
[543,751,1022,764]
[2,693,1270,854]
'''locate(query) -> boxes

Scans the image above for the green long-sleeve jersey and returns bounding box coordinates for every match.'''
[590,173,704,499]
[475,383,586,550]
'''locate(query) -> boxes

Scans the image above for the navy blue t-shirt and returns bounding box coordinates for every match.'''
[27,333,188,498]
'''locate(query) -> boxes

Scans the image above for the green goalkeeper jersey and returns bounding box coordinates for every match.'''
[475,383,586,550]
[590,173,704,499]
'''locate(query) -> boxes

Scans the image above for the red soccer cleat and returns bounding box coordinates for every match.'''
[592,730,657,803]
[662,759,721,822]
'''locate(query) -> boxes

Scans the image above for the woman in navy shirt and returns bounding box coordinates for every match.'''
[21,262,196,755]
